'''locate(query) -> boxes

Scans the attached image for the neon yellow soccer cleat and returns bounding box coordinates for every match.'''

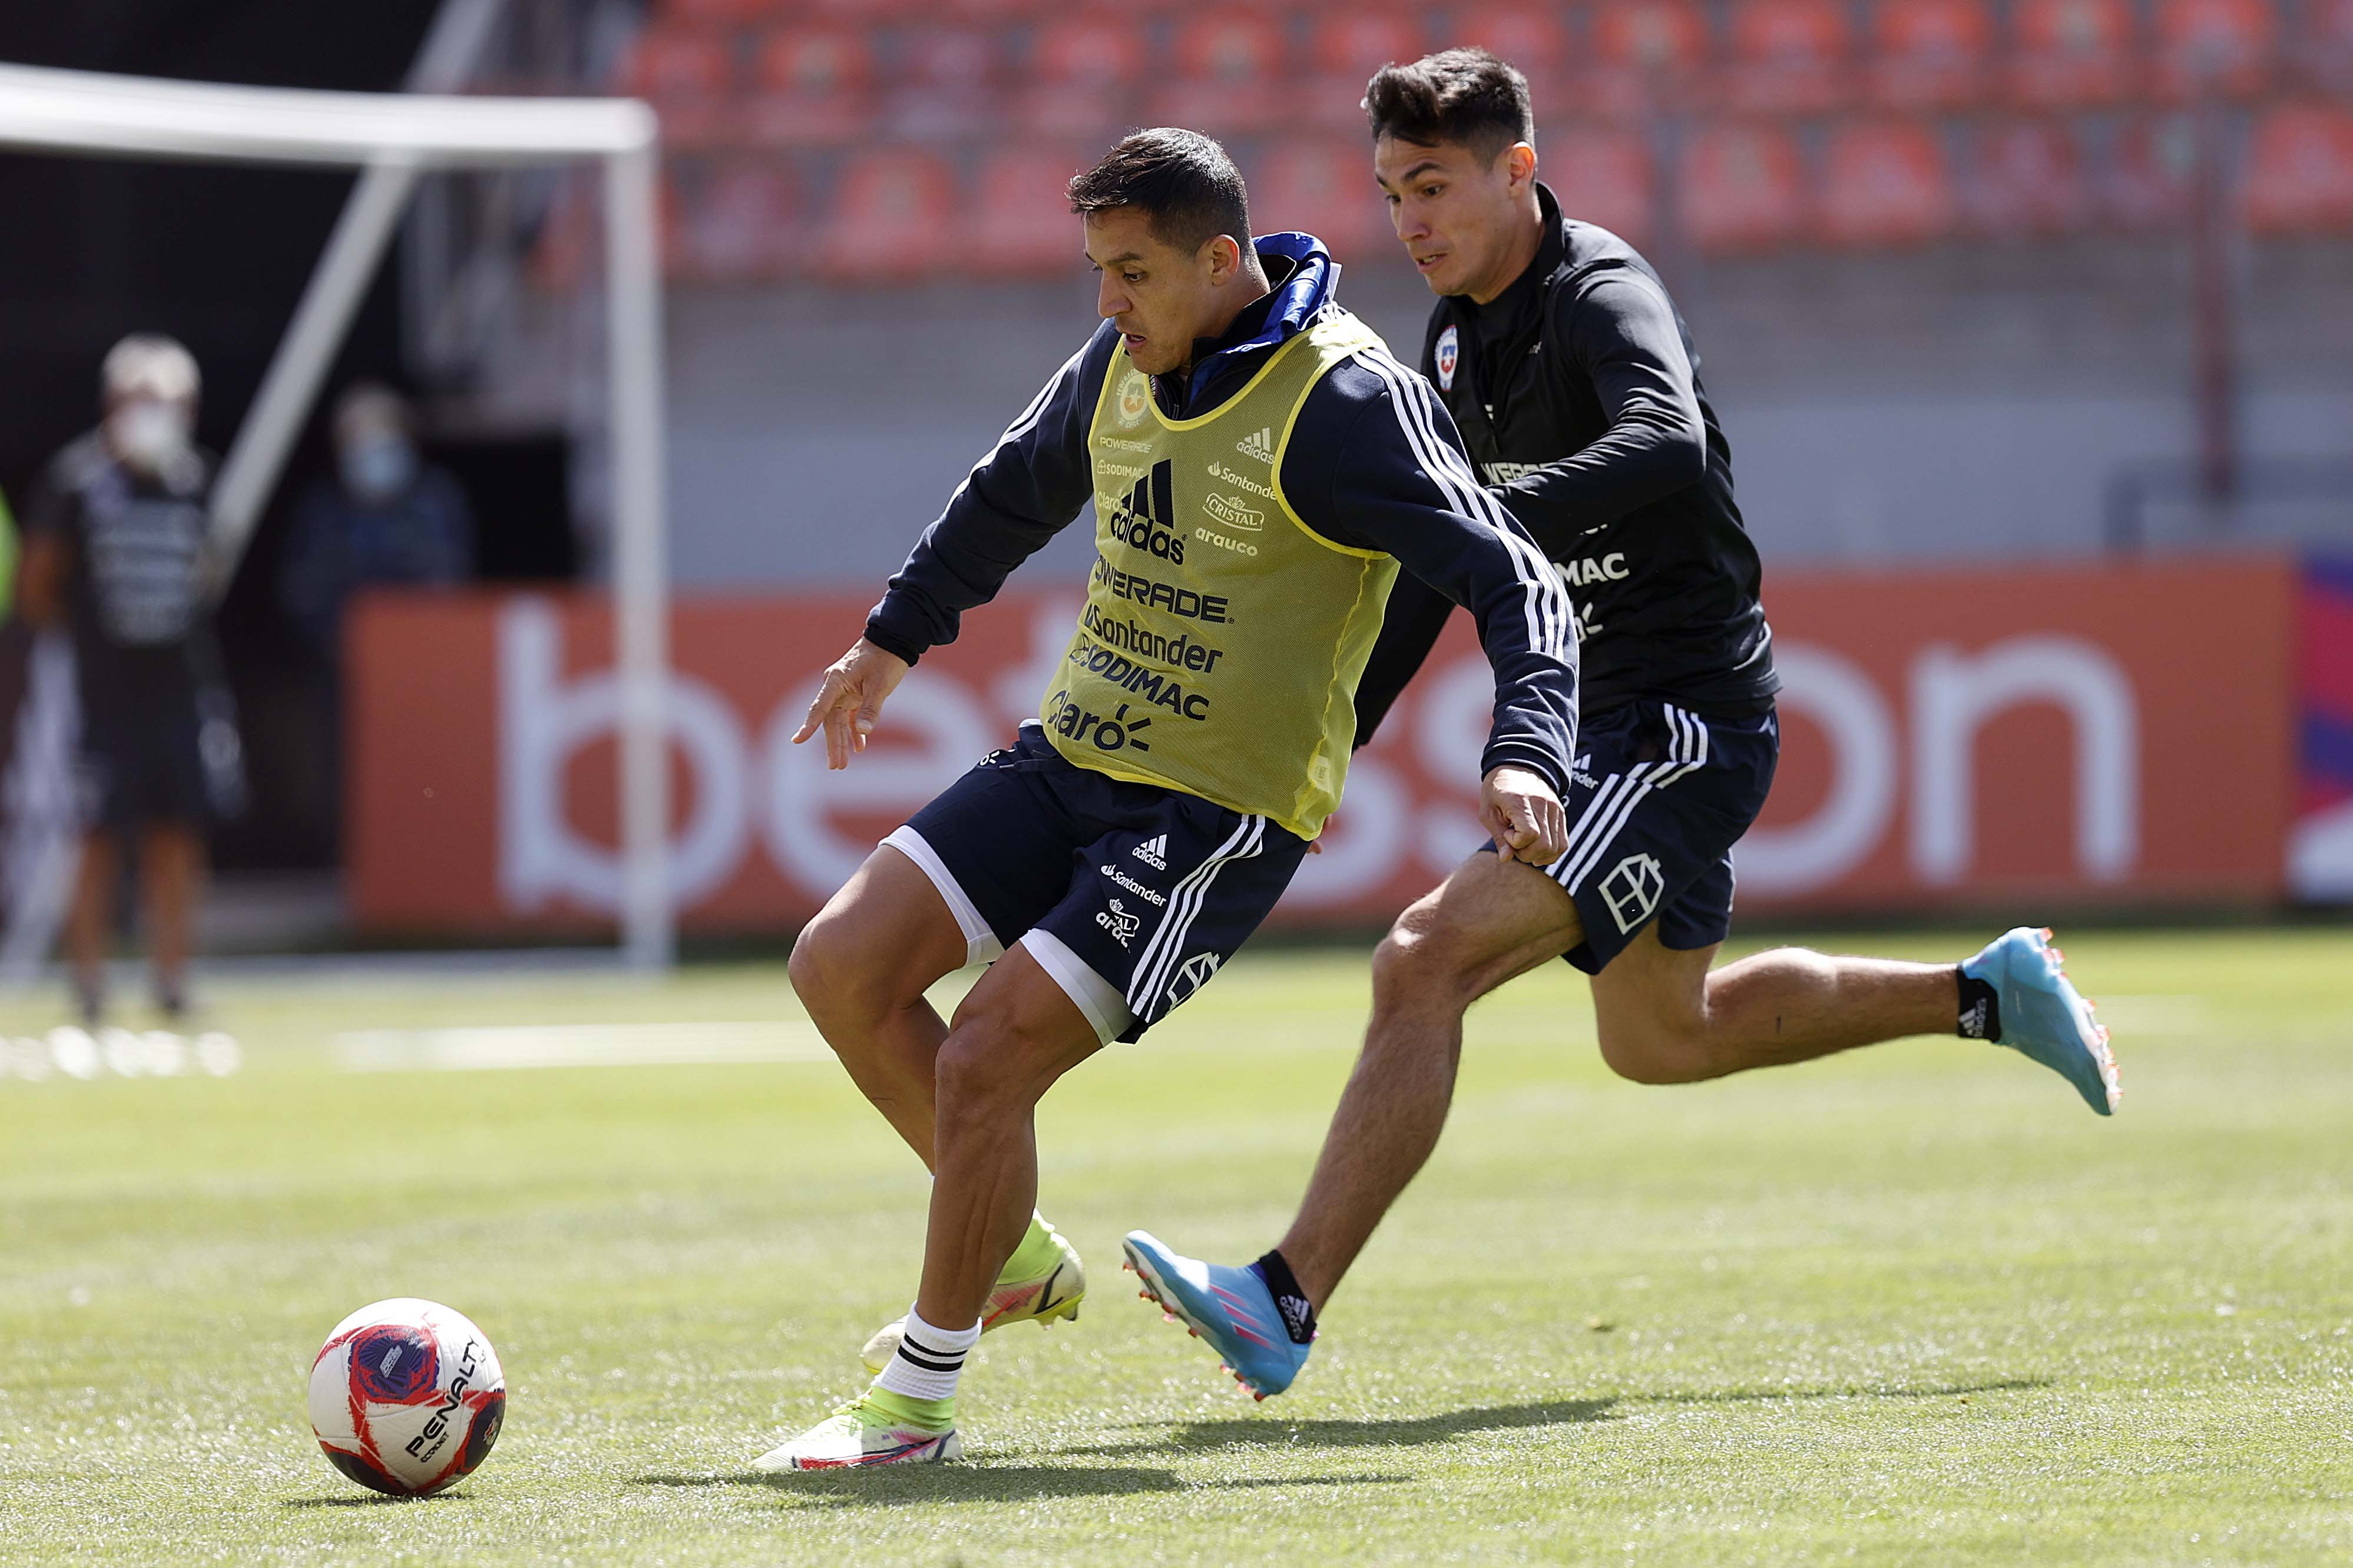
[751,1388,960,1472]
[859,1214,1085,1374]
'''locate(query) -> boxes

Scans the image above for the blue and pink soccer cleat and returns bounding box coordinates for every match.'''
[1122,1232,1312,1400]
[1962,926,2121,1116]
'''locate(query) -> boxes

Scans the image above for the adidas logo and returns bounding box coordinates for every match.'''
[1235,427,1276,463]
[1959,1000,1991,1040]
[1130,834,1168,870]
[1276,1295,1314,1342]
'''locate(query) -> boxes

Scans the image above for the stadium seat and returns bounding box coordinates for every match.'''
[801,0,914,20]
[673,155,803,284]
[884,26,1001,140]
[2151,0,2277,101]
[1300,11,1429,132]
[2102,114,2196,228]
[1587,0,1710,115]
[1015,16,1150,139]
[744,23,875,147]
[1865,0,1994,110]
[1548,126,1656,246]
[2243,105,2353,234]
[819,148,957,281]
[2302,0,2353,94]
[1252,139,1391,261]
[1719,0,1855,115]
[971,144,1092,276]
[1680,121,1808,252]
[621,27,737,150]
[1821,118,1954,246]
[1156,11,1291,137]
[2005,0,2138,108]
[1448,6,1571,117]
[1964,118,2088,235]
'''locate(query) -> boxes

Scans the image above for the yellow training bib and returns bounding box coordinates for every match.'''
[1041,310,1400,840]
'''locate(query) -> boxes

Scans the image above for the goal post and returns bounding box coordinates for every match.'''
[0,62,674,970]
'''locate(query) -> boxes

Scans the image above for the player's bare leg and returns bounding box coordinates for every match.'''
[1278,851,1576,1308]
[1590,926,1954,1085]
[786,844,969,1168]
[915,943,1102,1331]
[67,830,120,1022]
[141,822,204,1016]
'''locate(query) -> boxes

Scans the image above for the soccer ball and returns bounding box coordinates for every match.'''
[307,1298,507,1497]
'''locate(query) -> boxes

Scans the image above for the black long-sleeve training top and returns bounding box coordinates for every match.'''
[862,233,1578,797]
[1355,183,1778,745]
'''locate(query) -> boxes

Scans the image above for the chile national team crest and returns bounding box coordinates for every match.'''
[1435,326,1459,390]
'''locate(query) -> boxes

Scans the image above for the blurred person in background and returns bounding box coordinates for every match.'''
[280,382,474,663]
[18,333,243,1023]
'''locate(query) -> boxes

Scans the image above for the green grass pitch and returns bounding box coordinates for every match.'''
[2,928,2349,1565]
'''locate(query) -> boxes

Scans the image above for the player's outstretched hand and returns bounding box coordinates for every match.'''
[792,638,910,770]
[1481,765,1568,867]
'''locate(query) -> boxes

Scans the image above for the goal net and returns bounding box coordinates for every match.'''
[0,60,674,970]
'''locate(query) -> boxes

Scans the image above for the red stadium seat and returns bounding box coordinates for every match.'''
[2305,0,2353,93]
[885,27,1001,140]
[1964,118,2087,234]
[1156,11,1292,137]
[1865,0,1993,110]
[2243,105,2353,234]
[1680,121,1807,252]
[1548,126,1656,246]
[673,155,803,284]
[1720,0,1855,115]
[1821,118,1954,246]
[1449,5,1568,76]
[745,24,875,146]
[803,0,912,21]
[820,148,957,281]
[1015,16,1150,138]
[2005,0,2138,108]
[2103,114,2196,228]
[971,144,1092,276]
[621,28,736,149]
[1253,139,1391,261]
[1300,11,1429,132]
[1587,0,1710,115]
[1447,6,1571,120]
[2152,0,2276,101]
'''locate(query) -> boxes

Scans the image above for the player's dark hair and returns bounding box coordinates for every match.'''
[1068,128,1253,256]
[1364,47,1535,161]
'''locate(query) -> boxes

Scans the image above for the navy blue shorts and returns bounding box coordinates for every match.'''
[1508,700,1779,974]
[888,725,1310,1043]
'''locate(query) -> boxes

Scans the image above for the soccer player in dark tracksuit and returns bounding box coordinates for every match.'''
[1126,49,2124,1401]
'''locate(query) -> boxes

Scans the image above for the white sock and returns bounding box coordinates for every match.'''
[873,1308,980,1404]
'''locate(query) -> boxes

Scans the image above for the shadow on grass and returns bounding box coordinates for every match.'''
[634,1467,1411,1509]
[1064,1377,2050,1459]
[282,1490,469,1508]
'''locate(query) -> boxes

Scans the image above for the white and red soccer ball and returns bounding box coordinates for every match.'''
[308,1298,506,1496]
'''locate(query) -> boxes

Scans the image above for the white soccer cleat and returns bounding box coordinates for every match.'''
[751,1392,961,1473]
[859,1219,1086,1374]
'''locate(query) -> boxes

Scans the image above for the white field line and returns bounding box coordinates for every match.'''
[333,1020,835,1073]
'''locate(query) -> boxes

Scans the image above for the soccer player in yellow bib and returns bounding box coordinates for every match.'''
[757,129,1579,1470]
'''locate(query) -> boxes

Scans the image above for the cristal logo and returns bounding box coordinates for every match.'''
[1096,897,1142,946]
[1202,493,1263,532]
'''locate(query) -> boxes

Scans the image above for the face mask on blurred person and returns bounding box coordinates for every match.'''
[108,402,192,474]
[341,435,419,503]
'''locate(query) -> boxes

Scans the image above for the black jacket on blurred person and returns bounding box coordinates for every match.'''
[1355,183,1778,738]
[22,429,217,717]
